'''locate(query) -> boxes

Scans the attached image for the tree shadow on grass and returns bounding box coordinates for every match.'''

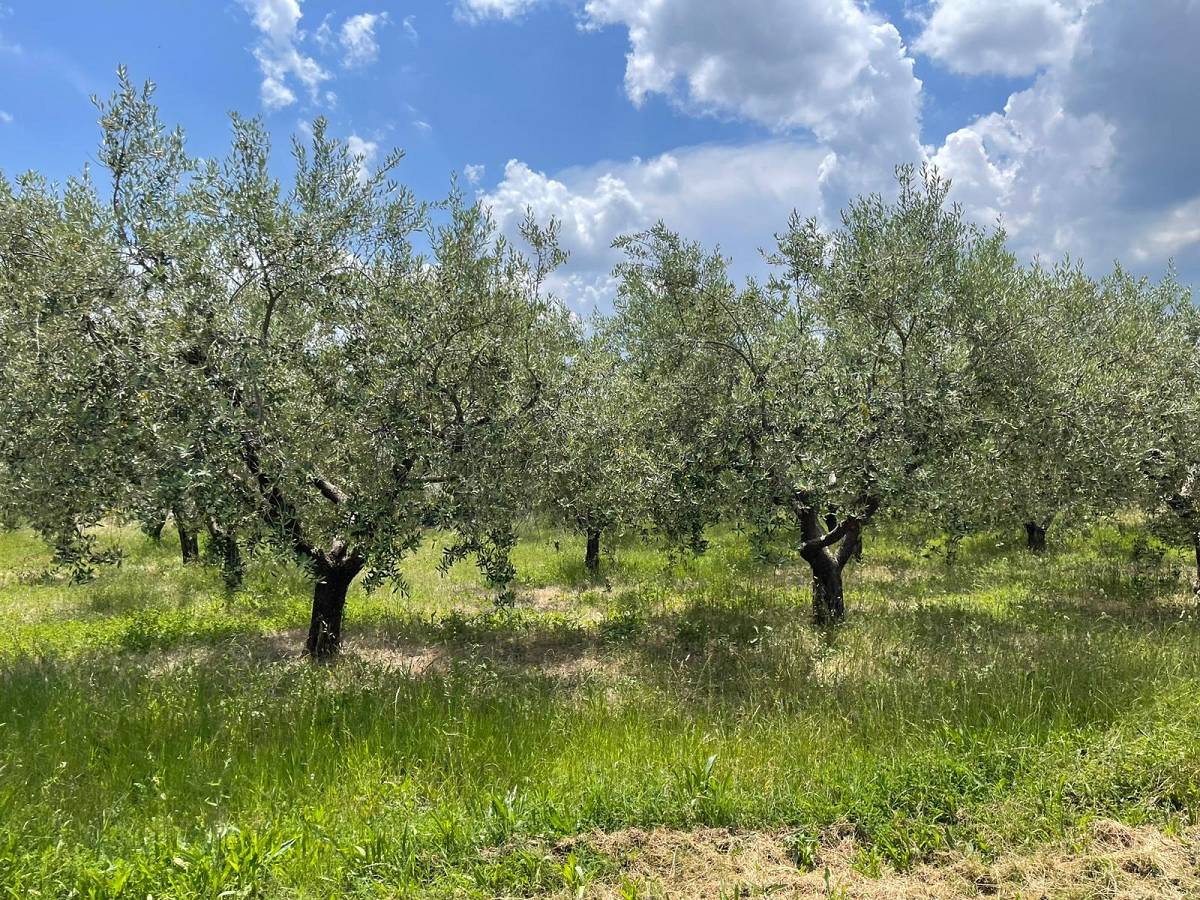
[12,548,1197,734]
[8,514,1200,758]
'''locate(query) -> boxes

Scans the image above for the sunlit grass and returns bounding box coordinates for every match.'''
[0,518,1197,896]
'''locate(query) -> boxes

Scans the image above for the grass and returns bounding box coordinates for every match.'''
[0,518,1198,897]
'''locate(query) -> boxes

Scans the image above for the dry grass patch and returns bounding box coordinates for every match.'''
[144,625,623,682]
[556,820,1200,899]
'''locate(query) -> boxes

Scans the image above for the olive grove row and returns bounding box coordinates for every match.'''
[2,74,1198,656]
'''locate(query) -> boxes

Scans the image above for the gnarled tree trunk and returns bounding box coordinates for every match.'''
[796,499,874,626]
[806,551,845,625]
[585,527,601,574]
[306,554,365,659]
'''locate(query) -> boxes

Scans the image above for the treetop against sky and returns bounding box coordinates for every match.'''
[0,0,1197,313]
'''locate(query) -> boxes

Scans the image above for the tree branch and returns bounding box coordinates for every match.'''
[311,474,351,506]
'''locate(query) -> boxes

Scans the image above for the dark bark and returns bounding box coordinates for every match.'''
[205,520,244,589]
[585,527,602,574]
[174,509,200,564]
[808,553,845,626]
[239,435,370,656]
[306,556,364,659]
[1024,521,1048,553]
[794,499,874,626]
[824,506,863,563]
[1192,531,1200,593]
[847,530,864,563]
[144,515,166,544]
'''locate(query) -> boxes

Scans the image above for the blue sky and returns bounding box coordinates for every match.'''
[1,0,1197,311]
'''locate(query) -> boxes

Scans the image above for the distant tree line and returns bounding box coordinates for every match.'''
[1,72,1197,655]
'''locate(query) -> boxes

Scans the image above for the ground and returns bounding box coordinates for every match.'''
[0,519,1198,897]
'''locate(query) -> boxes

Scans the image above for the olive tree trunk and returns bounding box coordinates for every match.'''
[306,558,364,659]
[174,508,200,564]
[1024,520,1049,553]
[205,520,244,589]
[807,552,846,625]
[796,502,872,626]
[585,527,602,574]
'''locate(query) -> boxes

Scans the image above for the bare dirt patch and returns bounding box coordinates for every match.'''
[551,819,1200,899]
[523,585,612,624]
[344,631,614,680]
[143,626,622,682]
[527,586,570,611]
[145,628,309,675]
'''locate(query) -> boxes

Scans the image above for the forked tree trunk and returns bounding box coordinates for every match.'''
[826,506,863,564]
[232,420,364,659]
[1024,521,1048,553]
[306,559,363,659]
[585,527,602,574]
[174,509,200,564]
[797,503,871,626]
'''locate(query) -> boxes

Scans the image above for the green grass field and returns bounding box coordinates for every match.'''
[1,520,1198,897]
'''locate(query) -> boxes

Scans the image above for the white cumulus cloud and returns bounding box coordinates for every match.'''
[347,134,379,183]
[581,0,923,189]
[460,0,1200,293]
[241,0,329,110]
[457,0,925,217]
[483,141,827,312]
[915,0,1085,77]
[340,12,388,68]
[541,0,929,222]
[930,0,1200,282]
[930,75,1115,261]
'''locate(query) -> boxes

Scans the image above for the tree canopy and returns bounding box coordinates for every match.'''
[1,73,1196,652]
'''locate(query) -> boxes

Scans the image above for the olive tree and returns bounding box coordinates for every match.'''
[537,335,665,574]
[7,74,573,655]
[613,167,1007,623]
[0,169,140,578]
[89,71,263,581]
[949,262,1158,552]
[178,121,572,653]
[1131,272,1200,584]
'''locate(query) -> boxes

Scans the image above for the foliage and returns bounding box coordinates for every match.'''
[536,333,666,568]
[2,71,574,652]
[941,261,1196,547]
[610,166,1017,620]
[0,167,137,563]
[1,73,1197,643]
